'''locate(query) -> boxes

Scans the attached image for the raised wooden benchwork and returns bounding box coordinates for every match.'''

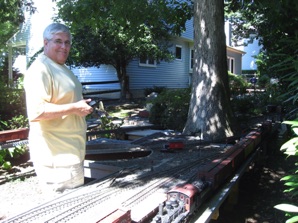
[84,160,122,179]
[0,128,29,143]
[85,141,152,161]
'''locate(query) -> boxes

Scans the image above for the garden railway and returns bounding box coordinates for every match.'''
[0,128,29,149]
[0,119,275,223]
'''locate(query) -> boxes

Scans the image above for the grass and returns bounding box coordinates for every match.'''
[105,103,144,119]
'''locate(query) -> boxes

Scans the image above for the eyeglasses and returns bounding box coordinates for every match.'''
[50,39,71,47]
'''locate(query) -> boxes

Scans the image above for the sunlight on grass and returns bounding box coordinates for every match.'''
[105,103,143,119]
[110,110,130,118]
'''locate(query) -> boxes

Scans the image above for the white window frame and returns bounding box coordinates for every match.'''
[139,56,156,67]
[227,56,235,73]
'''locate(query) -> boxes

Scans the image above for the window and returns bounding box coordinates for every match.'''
[190,49,194,70]
[227,57,235,73]
[175,45,182,60]
[139,55,156,67]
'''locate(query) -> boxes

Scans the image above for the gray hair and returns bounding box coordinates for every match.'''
[43,23,72,42]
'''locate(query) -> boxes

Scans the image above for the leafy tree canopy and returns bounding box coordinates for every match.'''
[225,0,298,78]
[225,0,298,107]
[0,0,35,70]
[0,0,35,47]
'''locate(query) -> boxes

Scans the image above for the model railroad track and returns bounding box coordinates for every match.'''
[120,145,240,209]
[3,167,137,223]
[118,147,231,208]
[0,128,29,149]
[4,181,110,223]
[4,147,224,223]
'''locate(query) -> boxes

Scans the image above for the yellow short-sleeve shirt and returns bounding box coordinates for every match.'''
[24,54,87,167]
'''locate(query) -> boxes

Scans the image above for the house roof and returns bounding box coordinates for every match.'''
[226,45,246,55]
[6,22,29,48]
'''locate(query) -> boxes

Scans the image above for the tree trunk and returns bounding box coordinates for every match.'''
[116,64,129,101]
[183,0,235,141]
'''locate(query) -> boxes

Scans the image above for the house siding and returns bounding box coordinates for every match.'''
[181,18,194,40]
[127,38,190,91]
[226,48,244,75]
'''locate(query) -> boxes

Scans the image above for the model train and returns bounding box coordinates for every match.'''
[150,121,272,223]
[95,121,272,223]
[2,123,270,223]
[151,180,210,223]
[0,128,29,149]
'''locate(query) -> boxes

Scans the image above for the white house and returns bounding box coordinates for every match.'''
[225,21,262,72]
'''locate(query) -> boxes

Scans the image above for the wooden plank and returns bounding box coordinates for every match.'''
[0,128,29,143]
[84,160,122,179]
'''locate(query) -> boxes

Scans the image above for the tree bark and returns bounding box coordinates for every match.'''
[183,0,235,141]
[116,63,130,101]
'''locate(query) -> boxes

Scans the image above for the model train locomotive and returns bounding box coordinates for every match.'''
[151,180,210,223]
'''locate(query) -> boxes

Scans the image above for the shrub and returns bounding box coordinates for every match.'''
[149,88,191,131]
[0,76,28,130]
[274,120,298,222]
[228,72,249,96]
[0,77,28,168]
[0,145,27,170]
[98,116,123,139]
[144,86,166,97]
[258,74,270,89]
[231,96,256,115]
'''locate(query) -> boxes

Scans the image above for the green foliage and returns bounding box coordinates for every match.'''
[231,96,256,115]
[257,74,270,89]
[27,48,43,68]
[0,76,28,166]
[274,37,298,105]
[86,100,122,138]
[254,51,270,77]
[0,0,35,25]
[0,0,30,49]
[228,72,249,96]
[275,120,298,222]
[149,88,191,131]
[0,77,28,130]
[242,70,257,75]
[8,115,28,130]
[256,36,298,116]
[0,0,36,65]
[99,116,123,139]
[225,1,298,123]
[0,145,27,170]
[225,0,298,81]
